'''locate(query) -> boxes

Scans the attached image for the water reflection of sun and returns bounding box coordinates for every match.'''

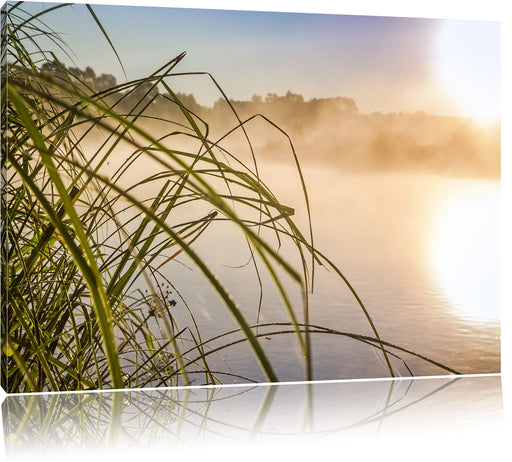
[430,183,500,322]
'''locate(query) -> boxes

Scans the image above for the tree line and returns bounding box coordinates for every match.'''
[38,61,500,178]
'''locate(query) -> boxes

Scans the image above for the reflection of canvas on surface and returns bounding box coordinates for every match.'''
[1,1,500,393]
[2,376,505,459]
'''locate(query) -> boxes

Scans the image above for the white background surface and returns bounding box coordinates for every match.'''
[1,1,510,460]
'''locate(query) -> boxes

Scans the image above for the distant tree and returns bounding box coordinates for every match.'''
[174,92,200,111]
[334,96,358,113]
[131,81,159,105]
[213,97,226,110]
[251,94,263,104]
[41,61,117,92]
[40,61,66,81]
[264,91,304,104]
[83,66,96,82]
[284,90,304,104]
[96,73,117,91]
[265,93,278,103]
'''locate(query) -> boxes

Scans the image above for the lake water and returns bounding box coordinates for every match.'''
[147,162,500,384]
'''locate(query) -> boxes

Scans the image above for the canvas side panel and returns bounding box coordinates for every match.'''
[1,1,9,393]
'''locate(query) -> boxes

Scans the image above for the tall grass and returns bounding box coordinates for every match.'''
[1,3,457,393]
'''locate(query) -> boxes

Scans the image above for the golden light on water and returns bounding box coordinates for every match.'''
[430,184,500,322]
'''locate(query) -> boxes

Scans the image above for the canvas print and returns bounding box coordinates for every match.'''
[1,2,500,393]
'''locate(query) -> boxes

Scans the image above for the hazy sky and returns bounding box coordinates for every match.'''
[17,1,500,119]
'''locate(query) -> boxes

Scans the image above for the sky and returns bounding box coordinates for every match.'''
[14,1,501,120]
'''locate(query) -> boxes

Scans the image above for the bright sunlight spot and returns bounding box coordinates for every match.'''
[436,20,500,123]
[431,183,500,322]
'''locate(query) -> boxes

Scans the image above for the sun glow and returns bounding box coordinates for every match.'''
[431,183,500,322]
[436,20,500,123]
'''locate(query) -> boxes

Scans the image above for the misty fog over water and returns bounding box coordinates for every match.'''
[152,160,499,382]
[117,88,500,179]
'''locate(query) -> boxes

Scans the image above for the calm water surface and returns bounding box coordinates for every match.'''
[152,162,500,383]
